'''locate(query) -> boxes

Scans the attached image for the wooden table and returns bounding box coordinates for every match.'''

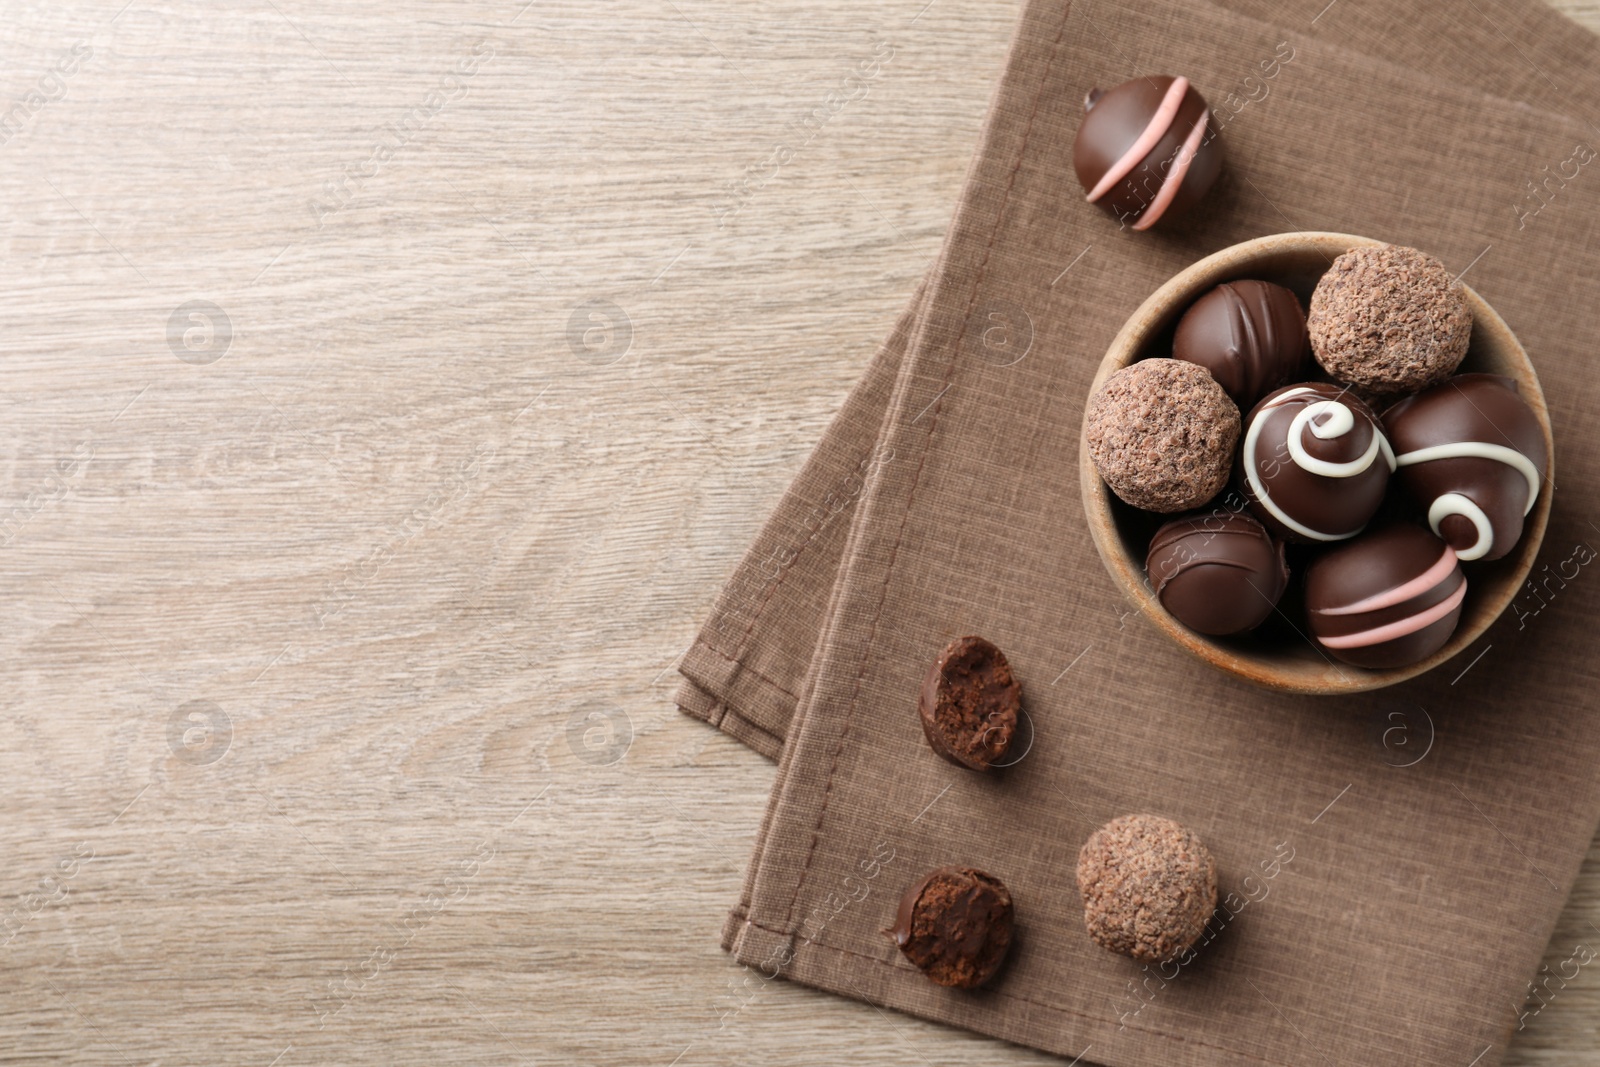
[1,2,1595,1063]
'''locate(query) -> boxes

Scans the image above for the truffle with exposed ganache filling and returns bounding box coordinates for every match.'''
[888,867,1016,988]
[918,636,1021,771]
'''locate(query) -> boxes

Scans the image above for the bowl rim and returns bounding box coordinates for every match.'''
[1078,231,1555,695]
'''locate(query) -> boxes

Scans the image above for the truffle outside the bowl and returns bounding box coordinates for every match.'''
[1078,232,1554,695]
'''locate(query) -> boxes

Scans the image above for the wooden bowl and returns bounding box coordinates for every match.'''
[1079,232,1554,694]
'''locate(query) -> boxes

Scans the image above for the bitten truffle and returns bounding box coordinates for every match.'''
[918,636,1020,771]
[1307,245,1472,394]
[1086,359,1240,513]
[1077,814,1217,964]
[888,867,1015,988]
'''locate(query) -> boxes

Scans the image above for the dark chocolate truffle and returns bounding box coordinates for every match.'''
[888,867,1015,988]
[1085,359,1240,513]
[1239,383,1395,543]
[918,636,1020,771]
[1306,525,1466,669]
[1307,245,1472,393]
[1173,280,1309,409]
[1383,374,1549,562]
[1077,814,1217,965]
[1146,511,1289,635]
[1073,75,1223,231]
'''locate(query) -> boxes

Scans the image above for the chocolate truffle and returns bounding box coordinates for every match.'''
[918,636,1020,771]
[1085,359,1240,513]
[1239,383,1395,543]
[1383,374,1549,562]
[1306,525,1466,669]
[888,867,1015,988]
[1073,75,1223,231]
[1307,245,1472,393]
[1173,280,1309,409]
[1146,511,1289,635]
[1077,814,1217,965]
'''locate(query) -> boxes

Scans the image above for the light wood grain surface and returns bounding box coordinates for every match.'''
[0,2,1595,1064]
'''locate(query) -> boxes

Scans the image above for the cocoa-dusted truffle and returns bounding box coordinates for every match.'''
[888,867,1015,988]
[1307,245,1472,394]
[1383,374,1549,562]
[1073,76,1223,231]
[1146,511,1289,635]
[918,636,1020,771]
[1077,814,1217,964]
[1239,383,1395,543]
[1173,280,1308,410]
[1085,359,1240,513]
[1306,524,1466,668]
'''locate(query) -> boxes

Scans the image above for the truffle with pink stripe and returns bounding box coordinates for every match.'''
[1306,525,1467,669]
[1072,75,1224,231]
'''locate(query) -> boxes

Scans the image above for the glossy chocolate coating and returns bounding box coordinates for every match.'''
[1146,511,1289,635]
[1072,76,1222,229]
[1382,374,1549,562]
[1306,525,1466,669]
[1173,281,1309,409]
[1238,383,1393,544]
[918,636,1019,771]
[889,866,1014,989]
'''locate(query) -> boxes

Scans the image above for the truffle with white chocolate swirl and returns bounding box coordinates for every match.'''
[1381,374,1549,562]
[1306,525,1466,669]
[1238,383,1396,544]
